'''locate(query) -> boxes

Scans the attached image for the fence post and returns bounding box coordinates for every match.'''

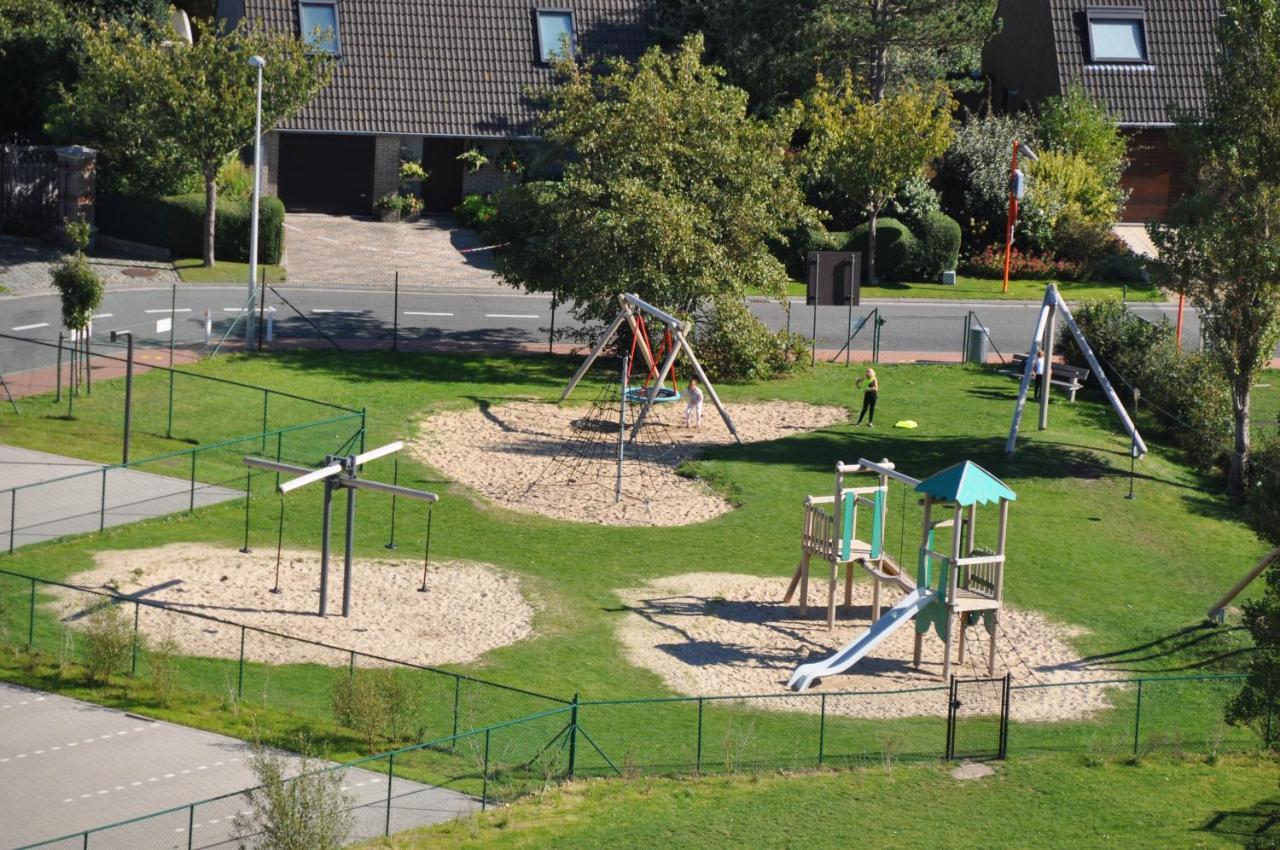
[481,728,491,812]
[189,452,197,513]
[451,675,461,745]
[695,698,704,774]
[27,577,36,651]
[82,830,88,849]
[349,650,356,677]
[567,693,579,779]
[359,408,367,452]
[55,333,63,403]
[237,625,246,699]
[548,297,556,354]
[275,431,283,489]
[8,490,15,554]
[239,468,253,554]
[392,271,399,353]
[130,602,140,676]
[186,804,194,850]
[1133,679,1143,755]
[99,467,107,532]
[260,390,269,452]
[384,751,395,835]
[963,312,972,363]
[166,283,176,438]
[818,694,827,767]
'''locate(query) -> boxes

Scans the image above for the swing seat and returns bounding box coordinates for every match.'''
[624,386,681,404]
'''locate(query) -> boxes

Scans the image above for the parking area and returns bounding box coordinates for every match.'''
[0,682,477,848]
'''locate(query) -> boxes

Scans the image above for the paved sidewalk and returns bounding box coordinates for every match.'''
[282,213,504,289]
[0,445,241,551]
[0,682,478,848]
[0,235,178,295]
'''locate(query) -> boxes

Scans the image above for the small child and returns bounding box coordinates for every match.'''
[685,378,705,428]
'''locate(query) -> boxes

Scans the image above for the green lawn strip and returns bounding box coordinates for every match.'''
[0,354,1270,773]
[374,753,1280,850]
[175,258,286,283]
[750,277,1163,302]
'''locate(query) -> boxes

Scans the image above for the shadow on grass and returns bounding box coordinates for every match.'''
[1200,797,1280,844]
[1042,622,1253,674]
[260,349,578,389]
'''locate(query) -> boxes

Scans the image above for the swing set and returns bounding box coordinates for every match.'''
[622,311,682,405]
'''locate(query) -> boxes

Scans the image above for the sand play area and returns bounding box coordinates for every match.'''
[412,400,846,526]
[59,543,534,667]
[618,573,1116,722]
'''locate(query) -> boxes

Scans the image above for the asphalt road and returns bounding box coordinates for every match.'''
[0,284,1209,376]
[0,681,477,848]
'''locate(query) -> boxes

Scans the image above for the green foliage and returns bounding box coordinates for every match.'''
[0,0,84,143]
[215,157,255,203]
[454,193,498,231]
[1227,564,1280,749]
[1248,436,1280,545]
[692,296,810,382]
[779,224,850,280]
[887,173,942,229]
[492,36,814,319]
[1061,299,1232,469]
[332,668,427,751]
[1025,149,1123,238]
[146,634,181,708]
[1037,85,1129,189]
[233,742,354,850]
[50,254,103,331]
[848,217,915,281]
[399,160,428,184]
[96,193,285,264]
[906,210,961,279]
[79,602,136,685]
[457,147,488,173]
[937,111,1038,249]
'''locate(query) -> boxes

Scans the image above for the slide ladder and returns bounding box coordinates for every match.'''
[787,587,937,693]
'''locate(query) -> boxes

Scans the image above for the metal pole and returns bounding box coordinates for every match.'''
[386,455,399,549]
[695,698,704,773]
[84,330,91,396]
[166,284,176,437]
[189,452,197,513]
[55,333,63,403]
[1126,388,1140,500]
[963,312,972,363]
[8,491,15,554]
[186,804,194,850]
[99,467,107,531]
[240,468,252,553]
[237,625,246,698]
[845,288,853,367]
[451,674,461,742]
[384,751,395,835]
[342,482,356,617]
[418,504,433,592]
[481,728,490,811]
[257,268,267,352]
[818,694,826,766]
[260,389,269,452]
[392,271,399,352]
[28,577,36,650]
[548,296,557,354]
[1133,679,1143,755]
[246,56,265,350]
[319,479,333,616]
[616,355,628,503]
[811,300,818,367]
[130,602,140,675]
[123,333,133,463]
[567,693,579,779]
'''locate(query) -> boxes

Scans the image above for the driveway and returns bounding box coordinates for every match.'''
[282,213,505,289]
[0,235,178,295]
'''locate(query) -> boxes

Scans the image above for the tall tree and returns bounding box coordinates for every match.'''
[491,35,815,322]
[1148,0,1280,499]
[57,18,331,265]
[804,72,953,282]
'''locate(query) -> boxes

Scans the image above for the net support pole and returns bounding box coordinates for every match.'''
[342,481,356,618]
[674,326,741,444]
[1209,544,1280,623]
[616,355,628,502]
[319,477,334,616]
[629,324,683,440]
[560,309,629,402]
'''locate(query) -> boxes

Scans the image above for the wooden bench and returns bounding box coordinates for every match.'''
[998,354,1091,402]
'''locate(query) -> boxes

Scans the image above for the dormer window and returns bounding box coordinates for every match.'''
[1087,7,1149,63]
[536,9,576,64]
[299,0,340,55]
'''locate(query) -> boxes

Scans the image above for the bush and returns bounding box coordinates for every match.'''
[1026,149,1123,235]
[1248,437,1280,545]
[80,602,137,685]
[332,669,388,751]
[216,157,254,203]
[146,635,181,708]
[887,174,942,229]
[51,254,103,330]
[1036,84,1129,189]
[454,192,498,232]
[937,111,1040,249]
[848,217,915,281]
[96,193,285,264]
[233,743,354,850]
[693,296,809,382]
[960,244,1083,281]
[906,211,961,279]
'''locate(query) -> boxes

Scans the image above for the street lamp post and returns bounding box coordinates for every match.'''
[248,55,266,350]
[110,330,134,464]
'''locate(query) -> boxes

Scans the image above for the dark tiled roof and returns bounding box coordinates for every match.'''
[221,0,652,137]
[1048,0,1222,125]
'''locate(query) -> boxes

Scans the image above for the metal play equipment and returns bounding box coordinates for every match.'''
[561,293,741,444]
[242,441,437,617]
[789,460,1016,692]
[1006,283,1147,458]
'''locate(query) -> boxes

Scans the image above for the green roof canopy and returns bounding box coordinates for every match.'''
[914,461,1016,506]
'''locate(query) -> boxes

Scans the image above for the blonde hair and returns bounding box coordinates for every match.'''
[866,368,876,379]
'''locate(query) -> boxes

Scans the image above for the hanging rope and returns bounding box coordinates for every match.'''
[270,495,285,594]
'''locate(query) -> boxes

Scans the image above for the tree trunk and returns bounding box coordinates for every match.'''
[870,41,889,103]
[203,174,218,268]
[1229,376,1252,500]
[867,209,878,285]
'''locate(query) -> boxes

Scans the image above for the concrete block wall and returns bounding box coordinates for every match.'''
[373,135,402,200]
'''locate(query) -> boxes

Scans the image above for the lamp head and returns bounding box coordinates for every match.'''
[249,55,266,68]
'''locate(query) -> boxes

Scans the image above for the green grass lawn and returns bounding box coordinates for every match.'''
[0,353,1275,808]
[175,257,286,283]
[377,754,1280,850]
[758,276,1164,302]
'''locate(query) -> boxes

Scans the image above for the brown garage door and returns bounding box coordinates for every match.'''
[278,133,375,215]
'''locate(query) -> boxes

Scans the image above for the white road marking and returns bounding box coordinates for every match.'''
[144,308,192,314]
[11,322,49,331]
[404,311,453,317]
[92,313,113,319]
[311,308,367,315]
[485,313,539,319]
[222,308,248,313]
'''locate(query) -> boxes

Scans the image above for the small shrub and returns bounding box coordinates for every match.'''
[80,602,137,685]
[380,669,427,744]
[848,217,915,281]
[906,210,961,279]
[51,254,103,331]
[936,110,1040,249]
[693,297,809,382]
[216,157,254,202]
[147,635,182,708]
[454,192,498,231]
[332,669,387,751]
[233,742,354,850]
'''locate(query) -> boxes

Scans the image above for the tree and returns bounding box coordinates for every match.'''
[491,36,815,323]
[0,0,85,143]
[233,742,354,850]
[1148,0,1280,499]
[804,72,953,282]
[58,19,331,265]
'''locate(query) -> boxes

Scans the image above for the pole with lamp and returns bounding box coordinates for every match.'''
[247,54,266,350]
[1001,140,1039,295]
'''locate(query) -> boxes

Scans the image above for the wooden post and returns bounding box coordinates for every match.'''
[995,498,1010,602]
[673,327,741,443]
[798,549,810,617]
[1039,301,1056,430]
[987,610,999,675]
[913,496,933,669]
[826,559,838,629]
[559,308,630,402]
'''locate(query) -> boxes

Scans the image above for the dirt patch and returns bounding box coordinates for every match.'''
[617,573,1115,722]
[411,400,846,526]
[59,543,533,667]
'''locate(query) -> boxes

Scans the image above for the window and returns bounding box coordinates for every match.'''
[536,9,575,64]
[1087,7,1149,63]
[299,1,340,55]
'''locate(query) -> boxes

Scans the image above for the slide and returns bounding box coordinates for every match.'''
[787,587,937,692]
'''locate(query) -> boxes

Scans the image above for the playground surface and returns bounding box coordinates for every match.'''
[0,681,478,848]
[0,445,241,551]
[412,400,847,526]
[61,543,535,668]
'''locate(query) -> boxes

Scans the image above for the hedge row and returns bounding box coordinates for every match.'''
[784,211,961,283]
[97,193,285,264]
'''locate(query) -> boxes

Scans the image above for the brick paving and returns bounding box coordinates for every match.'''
[282,213,505,288]
[0,235,178,295]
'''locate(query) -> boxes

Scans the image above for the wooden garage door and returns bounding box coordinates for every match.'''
[278,133,375,215]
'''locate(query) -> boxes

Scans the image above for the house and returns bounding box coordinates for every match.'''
[982,0,1222,222]
[214,0,652,215]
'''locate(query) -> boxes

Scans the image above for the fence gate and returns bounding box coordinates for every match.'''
[945,674,1010,761]
[0,145,61,236]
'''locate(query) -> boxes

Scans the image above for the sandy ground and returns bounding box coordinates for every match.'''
[58,543,533,667]
[412,400,846,526]
[618,573,1116,722]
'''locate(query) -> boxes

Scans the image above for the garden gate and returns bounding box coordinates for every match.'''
[0,145,61,236]
[945,673,1010,761]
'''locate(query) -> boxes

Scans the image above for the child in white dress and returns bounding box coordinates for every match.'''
[685,378,704,428]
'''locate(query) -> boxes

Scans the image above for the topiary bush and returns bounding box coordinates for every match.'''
[906,210,961,280]
[97,193,285,263]
[848,217,915,281]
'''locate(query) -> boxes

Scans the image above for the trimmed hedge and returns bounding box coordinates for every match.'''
[848,217,914,281]
[907,211,961,280]
[98,193,285,264]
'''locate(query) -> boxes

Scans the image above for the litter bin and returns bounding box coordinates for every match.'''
[966,326,988,364]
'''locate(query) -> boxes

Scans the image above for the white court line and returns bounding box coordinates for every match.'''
[144,308,192,314]
[485,313,539,319]
[311,309,368,315]
[403,311,454,317]
[11,322,50,331]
